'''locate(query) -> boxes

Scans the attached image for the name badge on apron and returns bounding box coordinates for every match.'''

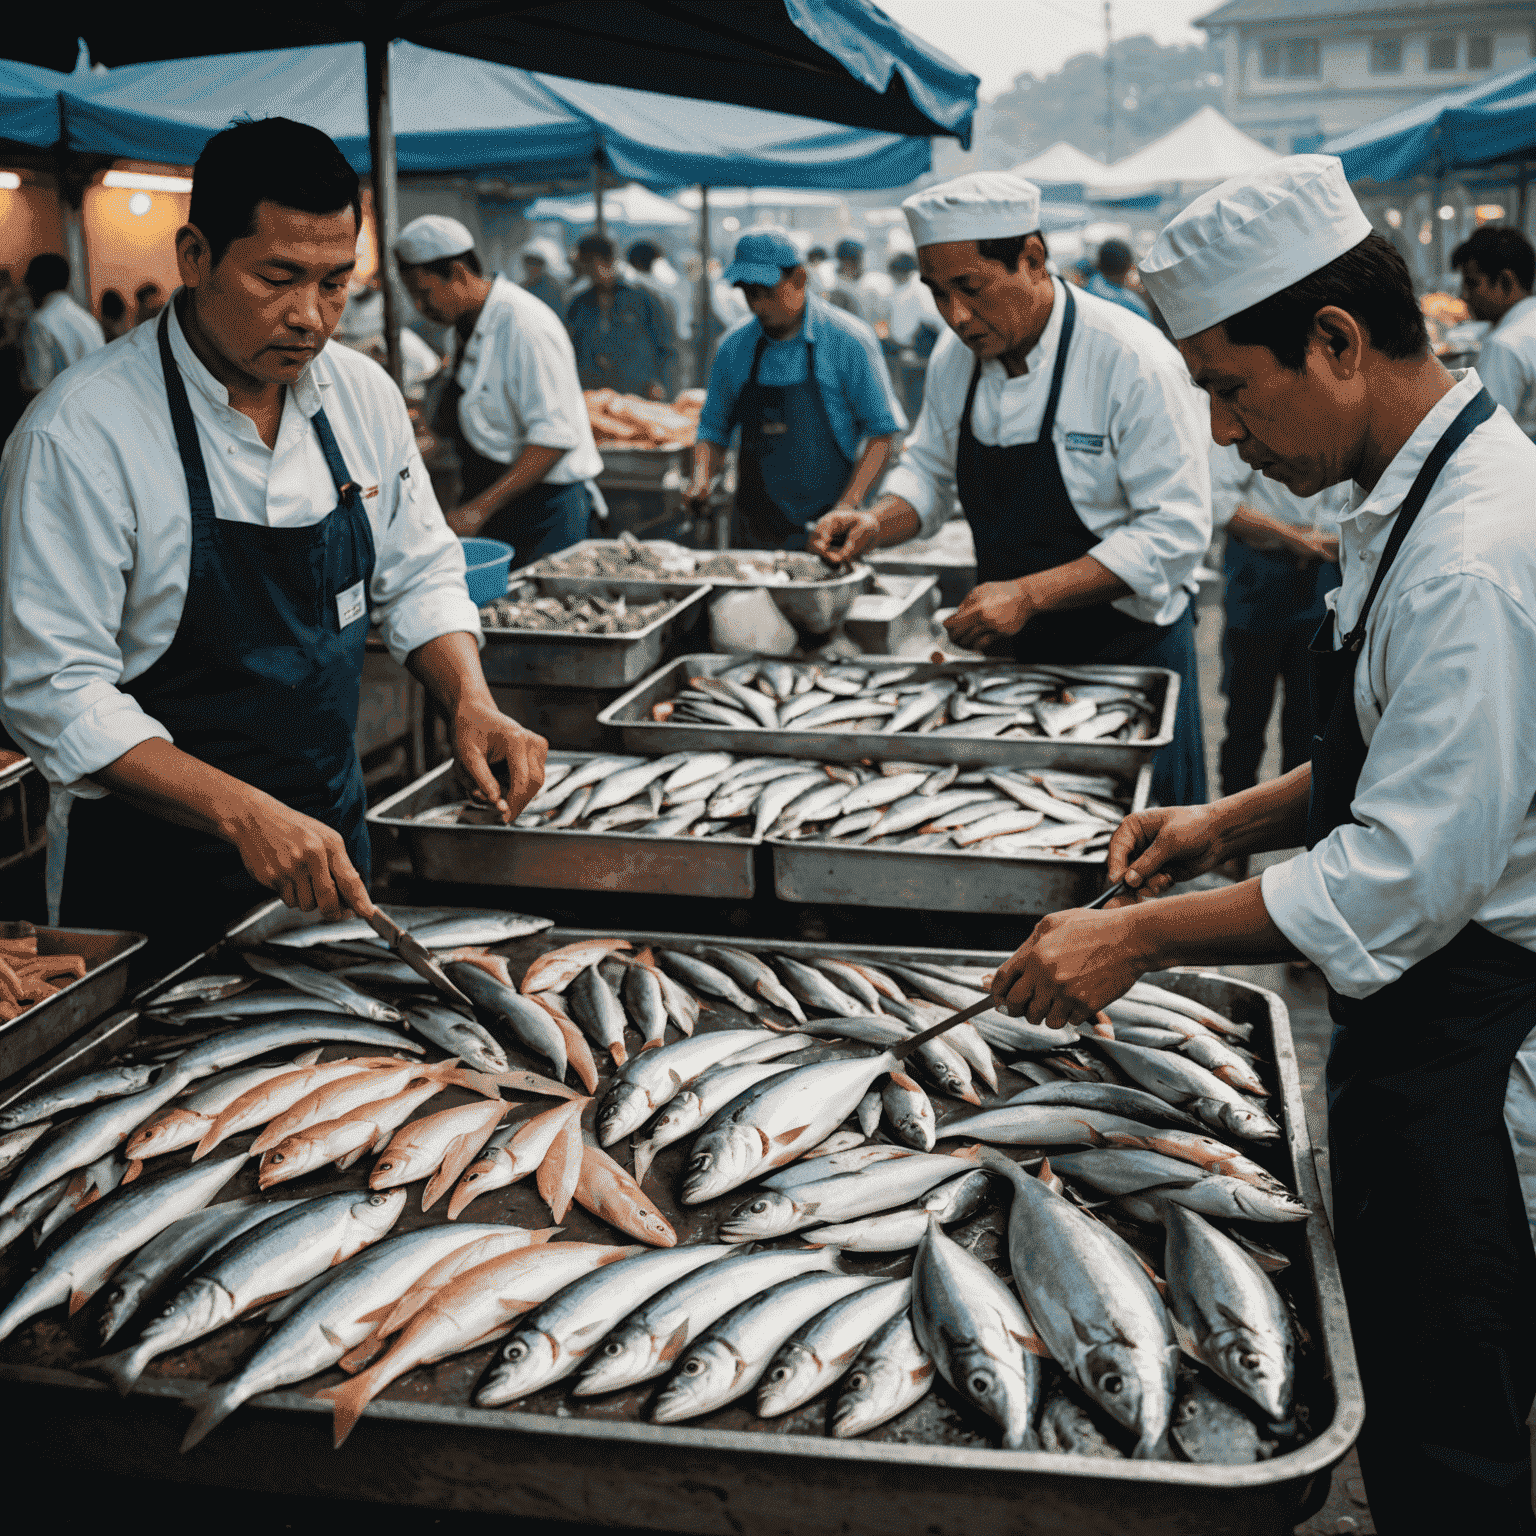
[336,579,367,629]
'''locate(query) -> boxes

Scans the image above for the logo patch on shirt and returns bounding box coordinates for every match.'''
[1065,431,1106,454]
[362,484,379,500]
[336,579,367,630]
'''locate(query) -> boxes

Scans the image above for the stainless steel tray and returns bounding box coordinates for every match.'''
[0,910,1359,1534]
[367,758,759,898]
[843,573,938,656]
[480,579,711,689]
[599,654,1179,775]
[530,539,872,634]
[771,761,1153,914]
[0,926,146,1085]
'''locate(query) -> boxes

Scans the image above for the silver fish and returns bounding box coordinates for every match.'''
[869,789,1000,840]
[1178,1035,1267,1097]
[793,1016,977,1105]
[1033,699,1098,737]
[663,753,735,794]
[753,773,827,839]
[883,1072,936,1150]
[720,1151,981,1241]
[1053,1151,1310,1223]
[1125,982,1251,1041]
[94,1188,406,1395]
[404,1004,509,1075]
[798,698,897,730]
[653,1271,880,1423]
[1038,1391,1125,1457]
[837,773,929,816]
[0,1065,158,1129]
[771,955,865,1019]
[938,1104,1157,1146]
[36,1152,125,1242]
[632,1060,802,1186]
[477,1244,731,1405]
[0,1176,68,1255]
[985,772,1102,824]
[586,754,695,814]
[831,1311,934,1437]
[641,805,708,838]
[566,966,630,1065]
[702,946,807,1022]
[883,684,957,735]
[162,991,355,1023]
[0,1120,54,1177]
[761,1147,917,1189]
[1110,1025,1188,1049]
[920,795,1014,832]
[147,973,254,1008]
[778,689,836,725]
[1170,1373,1279,1464]
[803,1171,992,1253]
[526,755,641,815]
[621,960,669,1049]
[574,1246,840,1395]
[757,1277,912,1417]
[856,1089,882,1137]
[772,781,855,834]
[1095,1039,1281,1141]
[810,958,887,1016]
[979,1149,1176,1459]
[244,955,403,1023]
[0,1157,245,1344]
[654,949,762,1016]
[708,763,817,819]
[1162,1202,1295,1430]
[586,802,659,832]
[1003,1082,1210,1134]
[550,783,594,827]
[444,962,568,1080]
[911,1216,1042,1449]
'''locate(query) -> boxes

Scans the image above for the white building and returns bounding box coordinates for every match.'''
[1197,1,1536,151]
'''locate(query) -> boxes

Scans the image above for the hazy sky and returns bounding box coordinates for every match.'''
[877,0,1214,99]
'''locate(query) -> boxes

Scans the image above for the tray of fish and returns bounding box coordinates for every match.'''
[367,756,762,897]
[528,535,871,633]
[771,761,1153,915]
[477,578,710,690]
[0,902,1357,1535]
[599,654,1178,776]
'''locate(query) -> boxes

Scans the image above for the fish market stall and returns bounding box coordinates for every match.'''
[0,902,1359,1534]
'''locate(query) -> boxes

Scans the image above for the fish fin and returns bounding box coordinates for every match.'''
[337,1336,384,1374]
[532,1227,561,1243]
[181,1382,245,1453]
[632,1139,657,1188]
[536,1113,583,1223]
[67,1288,92,1317]
[319,1324,346,1350]
[352,1302,396,1327]
[1091,1013,1115,1040]
[562,1030,600,1094]
[608,1042,628,1068]
[336,1145,368,1172]
[1009,1327,1053,1358]
[950,1143,983,1164]
[88,1345,149,1398]
[772,1125,811,1147]
[1171,1316,1203,1363]
[656,1319,692,1365]
[634,946,656,968]
[638,1039,665,1054]
[119,1160,143,1187]
[315,1361,391,1448]
[889,1070,921,1092]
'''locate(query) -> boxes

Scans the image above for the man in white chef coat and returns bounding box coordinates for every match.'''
[1453,225,1536,436]
[394,215,603,561]
[0,119,547,967]
[988,156,1536,1534]
[19,252,103,396]
[809,171,1212,806]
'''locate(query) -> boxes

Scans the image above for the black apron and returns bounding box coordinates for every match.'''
[61,307,376,973]
[955,285,1206,805]
[1314,387,1536,1534]
[732,331,851,553]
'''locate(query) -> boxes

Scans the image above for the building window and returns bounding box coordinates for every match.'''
[1261,36,1320,79]
[1468,34,1493,69]
[1371,37,1403,73]
[1261,41,1282,78]
[1428,36,1458,70]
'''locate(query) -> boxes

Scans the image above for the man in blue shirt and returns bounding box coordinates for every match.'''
[683,229,905,551]
[1087,239,1153,323]
[565,235,676,399]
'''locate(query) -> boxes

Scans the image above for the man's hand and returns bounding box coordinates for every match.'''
[1108,803,1228,898]
[226,797,375,921]
[990,906,1150,1027]
[1290,527,1339,567]
[943,579,1034,650]
[452,697,547,822]
[444,501,488,537]
[808,508,881,564]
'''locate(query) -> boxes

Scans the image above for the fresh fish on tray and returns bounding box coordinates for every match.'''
[480,586,678,634]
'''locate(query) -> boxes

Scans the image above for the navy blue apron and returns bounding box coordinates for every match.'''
[733,331,852,553]
[1314,388,1536,1534]
[955,285,1205,805]
[61,307,376,971]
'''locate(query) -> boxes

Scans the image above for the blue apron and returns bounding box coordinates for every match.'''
[61,307,376,968]
[732,330,852,552]
[954,285,1206,805]
[1314,388,1536,1534]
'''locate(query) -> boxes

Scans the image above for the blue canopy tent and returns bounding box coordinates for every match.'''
[0,59,70,149]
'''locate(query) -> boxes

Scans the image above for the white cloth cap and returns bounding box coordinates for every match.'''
[394,214,476,266]
[1141,155,1373,340]
[902,171,1043,249]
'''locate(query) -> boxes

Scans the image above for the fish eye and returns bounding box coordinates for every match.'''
[369,1194,386,1206]
[1175,1398,1198,1424]
[969,1372,994,1395]
[377,1161,394,1172]
[681,1358,705,1376]
[687,1154,710,1172]
[1101,1373,1124,1394]
[769,1366,788,1382]
[1239,1351,1262,1369]
[750,1201,769,1214]
[506,1342,527,1362]
[269,1153,284,1164]
[847,1372,867,1391]
[603,1341,625,1357]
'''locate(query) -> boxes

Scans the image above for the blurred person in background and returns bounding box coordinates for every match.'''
[626,239,690,343]
[20,254,103,399]
[826,238,866,319]
[564,233,676,400]
[1210,441,1344,878]
[684,228,904,551]
[520,236,569,316]
[805,244,834,295]
[885,249,943,421]
[134,281,165,324]
[395,215,602,561]
[1453,225,1536,436]
[1087,239,1152,322]
[99,289,133,341]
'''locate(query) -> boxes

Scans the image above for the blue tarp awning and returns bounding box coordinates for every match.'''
[55,40,929,190]
[1325,61,1536,183]
[0,58,71,148]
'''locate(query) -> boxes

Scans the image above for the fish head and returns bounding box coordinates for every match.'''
[571,1320,655,1396]
[141,1278,226,1350]
[630,1207,678,1247]
[1211,1099,1282,1142]
[351,1188,407,1238]
[481,1327,560,1402]
[368,1148,428,1188]
[652,1339,736,1424]
[1210,1327,1293,1425]
[596,1081,650,1147]
[1080,1339,1175,1445]
[756,1341,820,1417]
[124,1111,198,1160]
[447,1153,510,1218]
[257,1137,328,1188]
[830,1358,902,1437]
[648,1096,701,1149]
[718,1190,798,1242]
[1221,1179,1309,1222]
[951,1342,1037,1449]
[679,1127,758,1206]
[891,1106,936,1151]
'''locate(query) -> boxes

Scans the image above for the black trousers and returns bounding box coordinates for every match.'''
[1219,621,1316,796]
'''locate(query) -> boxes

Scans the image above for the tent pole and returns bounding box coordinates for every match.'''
[594,157,607,239]
[1519,163,1530,235]
[695,185,711,391]
[365,35,401,386]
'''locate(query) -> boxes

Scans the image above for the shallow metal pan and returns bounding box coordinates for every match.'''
[599,654,1178,775]
[0,910,1357,1534]
[367,758,759,898]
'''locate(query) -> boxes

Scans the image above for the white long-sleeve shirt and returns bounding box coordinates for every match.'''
[21,290,104,391]
[0,295,482,804]
[452,274,602,481]
[882,277,1212,628]
[1476,294,1536,436]
[1262,370,1536,997]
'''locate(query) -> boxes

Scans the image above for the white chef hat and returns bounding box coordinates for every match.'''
[1140,155,1373,341]
[394,214,476,267]
[902,171,1043,249]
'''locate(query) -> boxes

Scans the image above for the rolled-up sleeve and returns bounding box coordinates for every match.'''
[882,337,967,536]
[1261,573,1536,996]
[1089,358,1211,606]
[0,429,173,792]
[368,399,483,663]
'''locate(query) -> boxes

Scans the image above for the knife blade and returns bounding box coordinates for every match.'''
[363,909,478,1013]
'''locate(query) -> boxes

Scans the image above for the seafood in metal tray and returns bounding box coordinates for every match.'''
[480,585,678,634]
[531,534,842,585]
[412,749,1129,860]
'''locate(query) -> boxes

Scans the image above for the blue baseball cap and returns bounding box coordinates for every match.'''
[724,229,802,287]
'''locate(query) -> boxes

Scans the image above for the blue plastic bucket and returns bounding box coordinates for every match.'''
[460,537,515,606]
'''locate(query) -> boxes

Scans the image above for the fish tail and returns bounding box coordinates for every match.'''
[316,1357,394,1447]
[180,1382,246,1453]
[973,1146,1024,1182]
[89,1343,151,1397]
[632,1140,657,1188]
